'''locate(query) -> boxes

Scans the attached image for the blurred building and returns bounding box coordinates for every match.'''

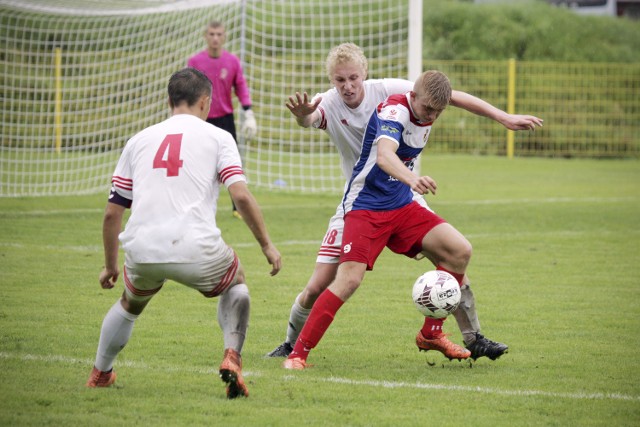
[476,0,640,18]
[548,0,640,18]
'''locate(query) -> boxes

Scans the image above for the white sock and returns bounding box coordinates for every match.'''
[452,284,481,345]
[285,293,311,344]
[94,300,138,372]
[218,284,250,353]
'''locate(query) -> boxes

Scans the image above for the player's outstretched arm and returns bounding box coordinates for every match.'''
[376,138,437,196]
[496,113,544,131]
[228,181,282,276]
[100,202,125,289]
[286,91,322,128]
[450,90,543,131]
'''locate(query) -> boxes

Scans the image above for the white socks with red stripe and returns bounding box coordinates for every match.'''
[218,283,250,353]
[94,300,138,372]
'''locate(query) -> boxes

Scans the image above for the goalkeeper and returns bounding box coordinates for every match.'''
[188,20,257,219]
[267,43,543,361]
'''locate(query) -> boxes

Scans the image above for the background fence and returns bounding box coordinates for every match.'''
[1,1,638,196]
[428,59,639,158]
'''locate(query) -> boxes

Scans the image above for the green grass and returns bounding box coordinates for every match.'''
[0,155,639,426]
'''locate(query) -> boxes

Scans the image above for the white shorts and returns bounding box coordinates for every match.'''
[316,193,431,264]
[122,244,239,301]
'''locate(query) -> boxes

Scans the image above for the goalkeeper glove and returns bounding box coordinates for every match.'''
[241,109,257,140]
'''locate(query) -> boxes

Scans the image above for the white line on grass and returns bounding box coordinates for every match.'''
[2,351,637,402]
[308,376,640,402]
[0,351,230,376]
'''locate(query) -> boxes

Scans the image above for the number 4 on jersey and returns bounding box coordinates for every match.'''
[153,134,184,177]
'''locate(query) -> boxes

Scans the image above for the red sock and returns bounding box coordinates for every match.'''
[289,289,344,361]
[421,317,445,339]
[436,265,464,286]
[420,266,464,339]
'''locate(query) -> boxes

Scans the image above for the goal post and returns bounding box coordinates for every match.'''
[0,0,415,197]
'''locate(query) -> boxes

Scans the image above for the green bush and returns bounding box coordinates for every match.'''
[423,0,640,62]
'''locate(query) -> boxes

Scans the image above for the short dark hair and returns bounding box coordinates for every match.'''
[167,68,212,108]
[207,20,224,30]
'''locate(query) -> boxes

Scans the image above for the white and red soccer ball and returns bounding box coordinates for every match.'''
[412,270,461,319]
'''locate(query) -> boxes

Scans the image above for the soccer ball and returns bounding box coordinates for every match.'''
[412,270,461,319]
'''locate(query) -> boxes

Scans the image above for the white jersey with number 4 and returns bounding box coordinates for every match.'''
[111,114,246,264]
[313,78,414,179]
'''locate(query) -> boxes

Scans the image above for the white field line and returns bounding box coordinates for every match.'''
[1,351,638,402]
[310,376,640,402]
[0,351,222,376]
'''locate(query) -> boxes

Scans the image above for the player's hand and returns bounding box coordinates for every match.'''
[242,109,257,140]
[410,175,437,196]
[286,92,321,118]
[261,243,282,276]
[502,114,543,131]
[99,267,119,289]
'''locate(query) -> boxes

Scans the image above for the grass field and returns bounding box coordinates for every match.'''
[1,155,639,426]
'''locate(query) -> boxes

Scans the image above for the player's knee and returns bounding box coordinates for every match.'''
[230,282,250,297]
[303,265,336,300]
[459,240,472,264]
[304,278,331,300]
[449,240,472,270]
[120,292,150,316]
[334,268,364,296]
[227,283,250,306]
[233,268,247,285]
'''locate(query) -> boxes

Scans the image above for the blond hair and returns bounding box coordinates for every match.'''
[413,70,451,110]
[325,43,368,80]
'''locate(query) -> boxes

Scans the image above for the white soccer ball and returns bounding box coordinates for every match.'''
[412,270,461,319]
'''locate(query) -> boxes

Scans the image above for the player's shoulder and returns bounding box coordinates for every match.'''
[363,78,384,88]
[316,86,340,105]
[222,50,241,63]
[364,79,411,107]
[365,78,412,92]
[382,93,409,108]
[376,94,410,122]
[187,50,207,62]
[201,119,237,144]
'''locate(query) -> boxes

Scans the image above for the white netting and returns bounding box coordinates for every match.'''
[0,0,411,196]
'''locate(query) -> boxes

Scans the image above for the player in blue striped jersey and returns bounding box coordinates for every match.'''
[285,70,479,369]
[269,43,542,362]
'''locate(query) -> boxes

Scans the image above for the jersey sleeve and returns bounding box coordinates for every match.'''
[111,141,134,201]
[382,78,415,97]
[232,55,252,108]
[375,96,409,145]
[312,89,332,130]
[217,132,247,188]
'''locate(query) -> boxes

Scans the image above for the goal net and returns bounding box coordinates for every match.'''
[0,0,412,196]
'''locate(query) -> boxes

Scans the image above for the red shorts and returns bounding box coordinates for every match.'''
[340,201,446,270]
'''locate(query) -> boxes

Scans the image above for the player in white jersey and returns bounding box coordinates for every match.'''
[268,43,543,361]
[86,68,281,399]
